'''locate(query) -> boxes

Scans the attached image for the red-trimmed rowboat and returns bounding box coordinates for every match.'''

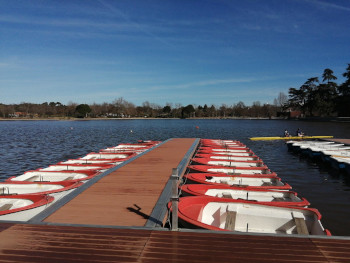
[200,139,243,146]
[199,146,250,151]
[194,153,260,161]
[136,140,161,145]
[199,141,247,146]
[174,196,330,235]
[101,145,152,153]
[183,173,290,190]
[81,152,135,160]
[7,170,99,183]
[100,148,148,154]
[180,184,309,207]
[59,158,123,165]
[38,163,114,172]
[0,194,54,221]
[188,165,274,175]
[0,181,82,201]
[191,158,264,167]
[197,150,255,156]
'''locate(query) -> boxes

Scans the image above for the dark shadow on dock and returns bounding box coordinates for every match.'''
[127,204,163,226]
[127,204,149,220]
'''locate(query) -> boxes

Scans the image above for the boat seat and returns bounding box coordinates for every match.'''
[0,203,13,211]
[224,206,237,231]
[231,184,248,187]
[292,212,309,235]
[262,182,272,186]
[0,192,18,195]
[272,197,285,201]
[64,177,75,181]
[26,176,40,182]
[222,192,232,199]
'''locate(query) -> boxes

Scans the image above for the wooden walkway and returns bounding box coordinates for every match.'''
[42,138,197,226]
[1,138,350,262]
[0,223,350,262]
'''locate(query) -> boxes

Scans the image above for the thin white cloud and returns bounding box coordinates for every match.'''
[305,0,350,12]
[148,78,256,92]
[0,14,158,33]
[241,24,263,31]
[146,72,317,93]
[96,0,173,47]
[0,62,13,68]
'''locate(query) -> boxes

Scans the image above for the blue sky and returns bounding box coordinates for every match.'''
[1,0,349,107]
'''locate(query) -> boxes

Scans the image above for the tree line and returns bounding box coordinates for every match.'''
[0,97,282,119]
[288,64,350,117]
[1,64,348,119]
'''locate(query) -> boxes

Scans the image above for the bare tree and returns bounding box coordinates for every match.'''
[277,92,288,108]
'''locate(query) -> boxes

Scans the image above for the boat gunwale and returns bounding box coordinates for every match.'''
[0,194,54,216]
[180,184,309,207]
[0,181,83,196]
[176,196,329,235]
[183,173,291,190]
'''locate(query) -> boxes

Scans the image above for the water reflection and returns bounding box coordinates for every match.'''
[288,148,350,188]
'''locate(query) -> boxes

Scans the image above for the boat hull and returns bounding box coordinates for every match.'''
[180,184,309,207]
[0,181,82,200]
[176,196,330,236]
[191,158,264,167]
[7,170,98,183]
[183,173,291,190]
[194,154,260,161]
[188,165,276,177]
[0,194,54,221]
[251,136,333,141]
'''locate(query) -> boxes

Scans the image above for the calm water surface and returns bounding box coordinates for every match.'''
[1,119,350,236]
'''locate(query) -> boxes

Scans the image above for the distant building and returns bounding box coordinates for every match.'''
[278,108,303,119]
[9,112,28,118]
[289,111,303,118]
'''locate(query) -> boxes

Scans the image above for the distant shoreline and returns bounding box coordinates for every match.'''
[1,117,349,122]
[0,117,283,121]
[0,117,154,121]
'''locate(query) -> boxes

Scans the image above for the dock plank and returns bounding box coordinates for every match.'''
[42,138,196,226]
[1,223,349,262]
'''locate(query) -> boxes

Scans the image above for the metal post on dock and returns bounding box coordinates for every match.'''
[171,168,179,231]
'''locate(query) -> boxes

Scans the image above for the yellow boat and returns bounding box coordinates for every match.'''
[250,136,334,141]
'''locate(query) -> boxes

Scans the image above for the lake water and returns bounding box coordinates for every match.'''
[1,119,350,236]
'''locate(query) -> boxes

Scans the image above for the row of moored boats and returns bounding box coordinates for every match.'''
[287,140,350,174]
[0,140,160,221]
[173,139,331,236]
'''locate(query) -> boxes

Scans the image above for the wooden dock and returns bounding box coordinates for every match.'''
[40,138,197,226]
[0,223,350,263]
[0,138,350,262]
